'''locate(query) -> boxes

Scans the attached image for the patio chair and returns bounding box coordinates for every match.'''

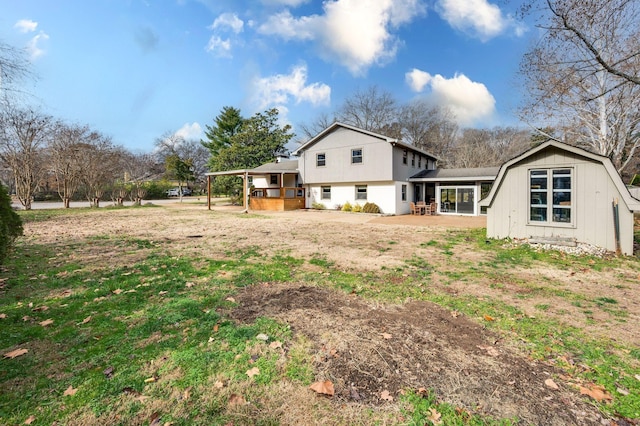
[410,202,420,215]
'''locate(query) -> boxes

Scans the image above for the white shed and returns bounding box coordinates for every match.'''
[479,141,640,255]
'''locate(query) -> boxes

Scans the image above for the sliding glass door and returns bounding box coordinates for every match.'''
[439,186,475,214]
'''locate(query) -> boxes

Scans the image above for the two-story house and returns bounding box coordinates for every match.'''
[293,122,438,215]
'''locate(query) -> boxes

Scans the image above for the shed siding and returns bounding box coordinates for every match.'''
[487,148,635,254]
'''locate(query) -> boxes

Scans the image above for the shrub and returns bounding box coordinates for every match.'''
[0,184,23,264]
[352,203,362,213]
[342,202,352,212]
[334,204,343,211]
[311,202,326,210]
[362,202,381,214]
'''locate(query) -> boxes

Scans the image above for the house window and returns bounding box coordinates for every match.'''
[316,153,326,167]
[321,186,331,200]
[355,185,367,200]
[530,168,572,224]
[418,156,422,168]
[411,153,415,167]
[401,184,407,201]
[403,150,407,165]
[351,148,363,164]
[270,174,278,185]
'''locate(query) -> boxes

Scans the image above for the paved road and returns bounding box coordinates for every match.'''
[11,197,207,210]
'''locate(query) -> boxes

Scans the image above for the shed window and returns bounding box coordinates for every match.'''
[355,185,367,200]
[316,153,326,167]
[351,148,363,164]
[321,186,331,200]
[529,168,572,224]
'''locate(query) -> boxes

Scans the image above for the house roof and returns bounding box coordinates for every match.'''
[478,140,640,211]
[205,159,298,177]
[409,167,499,182]
[292,121,439,161]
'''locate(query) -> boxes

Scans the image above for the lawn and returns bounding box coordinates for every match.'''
[0,206,638,425]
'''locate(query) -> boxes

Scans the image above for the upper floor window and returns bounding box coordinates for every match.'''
[316,153,326,167]
[403,150,407,165]
[530,168,572,224]
[270,174,278,185]
[351,148,363,164]
[411,153,415,167]
[418,156,422,168]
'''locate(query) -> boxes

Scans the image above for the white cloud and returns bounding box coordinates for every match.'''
[258,0,426,75]
[14,19,38,33]
[175,122,203,140]
[251,64,331,112]
[206,36,232,57]
[211,13,244,34]
[405,69,495,126]
[435,0,520,41]
[27,32,49,60]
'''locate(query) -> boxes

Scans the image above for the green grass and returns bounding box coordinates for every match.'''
[2,209,639,424]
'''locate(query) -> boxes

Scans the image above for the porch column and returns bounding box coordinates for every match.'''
[207,175,211,210]
[242,171,249,213]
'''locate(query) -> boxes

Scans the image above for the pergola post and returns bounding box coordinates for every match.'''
[207,175,211,210]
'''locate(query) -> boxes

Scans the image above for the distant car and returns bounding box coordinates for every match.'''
[166,187,192,197]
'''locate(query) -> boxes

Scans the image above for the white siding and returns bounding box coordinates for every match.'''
[307,182,398,214]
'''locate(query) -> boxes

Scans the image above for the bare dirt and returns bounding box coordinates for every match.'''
[21,201,639,425]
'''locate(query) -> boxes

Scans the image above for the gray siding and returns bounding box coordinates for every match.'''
[486,148,635,254]
[299,127,394,184]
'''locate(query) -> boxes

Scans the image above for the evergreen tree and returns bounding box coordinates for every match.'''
[0,183,23,265]
[202,106,244,170]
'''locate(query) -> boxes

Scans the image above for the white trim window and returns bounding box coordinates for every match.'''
[321,185,331,200]
[351,148,363,164]
[316,153,326,167]
[529,168,573,224]
[355,185,367,200]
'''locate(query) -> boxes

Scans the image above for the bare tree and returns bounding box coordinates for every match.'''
[399,101,459,163]
[296,112,335,142]
[335,86,399,136]
[0,107,54,210]
[121,151,160,205]
[520,0,640,177]
[0,41,32,105]
[50,123,91,208]
[77,133,122,208]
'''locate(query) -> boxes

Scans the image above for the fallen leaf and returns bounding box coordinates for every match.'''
[579,384,612,402]
[149,411,162,426]
[545,379,559,390]
[144,377,157,383]
[427,408,443,425]
[22,316,30,322]
[32,305,49,312]
[80,316,92,325]
[450,310,460,318]
[380,390,393,401]
[256,333,269,341]
[4,348,28,359]
[225,297,235,303]
[269,341,283,349]
[617,387,629,396]
[63,385,78,396]
[112,289,123,295]
[246,367,260,378]
[309,380,335,396]
[635,375,640,381]
[214,380,224,389]
[417,387,427,395]
[213,324,219,332]
[0,313,6,319]
[39,319,54,327]
[381,333,392,339]
[183,387,191,400]
[104,366,114,378]
[24,415,36,424]
[483,314,495,321]
[208,337,214,343]
[185,282,195,288]
[228,393,246,406]
[477,345,499,357]
[159,291,168,295]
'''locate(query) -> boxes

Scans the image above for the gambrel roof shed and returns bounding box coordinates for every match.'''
[479,140,640,255]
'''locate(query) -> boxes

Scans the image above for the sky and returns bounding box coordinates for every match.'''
[1,0,533,153]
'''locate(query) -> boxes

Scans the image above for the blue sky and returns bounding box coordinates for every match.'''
[1,0,532,153]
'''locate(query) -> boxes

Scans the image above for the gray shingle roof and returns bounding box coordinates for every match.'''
[410,167,499,181]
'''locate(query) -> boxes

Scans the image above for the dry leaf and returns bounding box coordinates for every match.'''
[185,282,195,288]
[24,415,36,424]
[159,291,168,295]
[246,367,260,378]
[228,393,246,406]
[63,385,78,396]
[225,297,235,303]
[545,379,559,390]
[309,380,335,396]
[269,341,283,349]
[112,289,123,295]
[214,380,224,389]
[417,387,427,395]
[80,316,92,325]
[450,310,460,318]
[22,316,30,322]
[580,384,612,402]
[213,324,219,332]
[256,333,269,341]
[477,345,499,357]
[427,408,443,425]
[144,377,157,383]
[4,348,28,359]
[0,313,6,319]
[183,387,191,400]
[483,314,495,321]
[39,319,54,327]
[381,333,392,339]
[32,305,48,312]
[380,390,393,401]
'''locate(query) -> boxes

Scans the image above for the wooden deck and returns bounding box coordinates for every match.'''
[249,187,305,211]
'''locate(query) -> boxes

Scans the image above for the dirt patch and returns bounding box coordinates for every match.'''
[230,283,604,425]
